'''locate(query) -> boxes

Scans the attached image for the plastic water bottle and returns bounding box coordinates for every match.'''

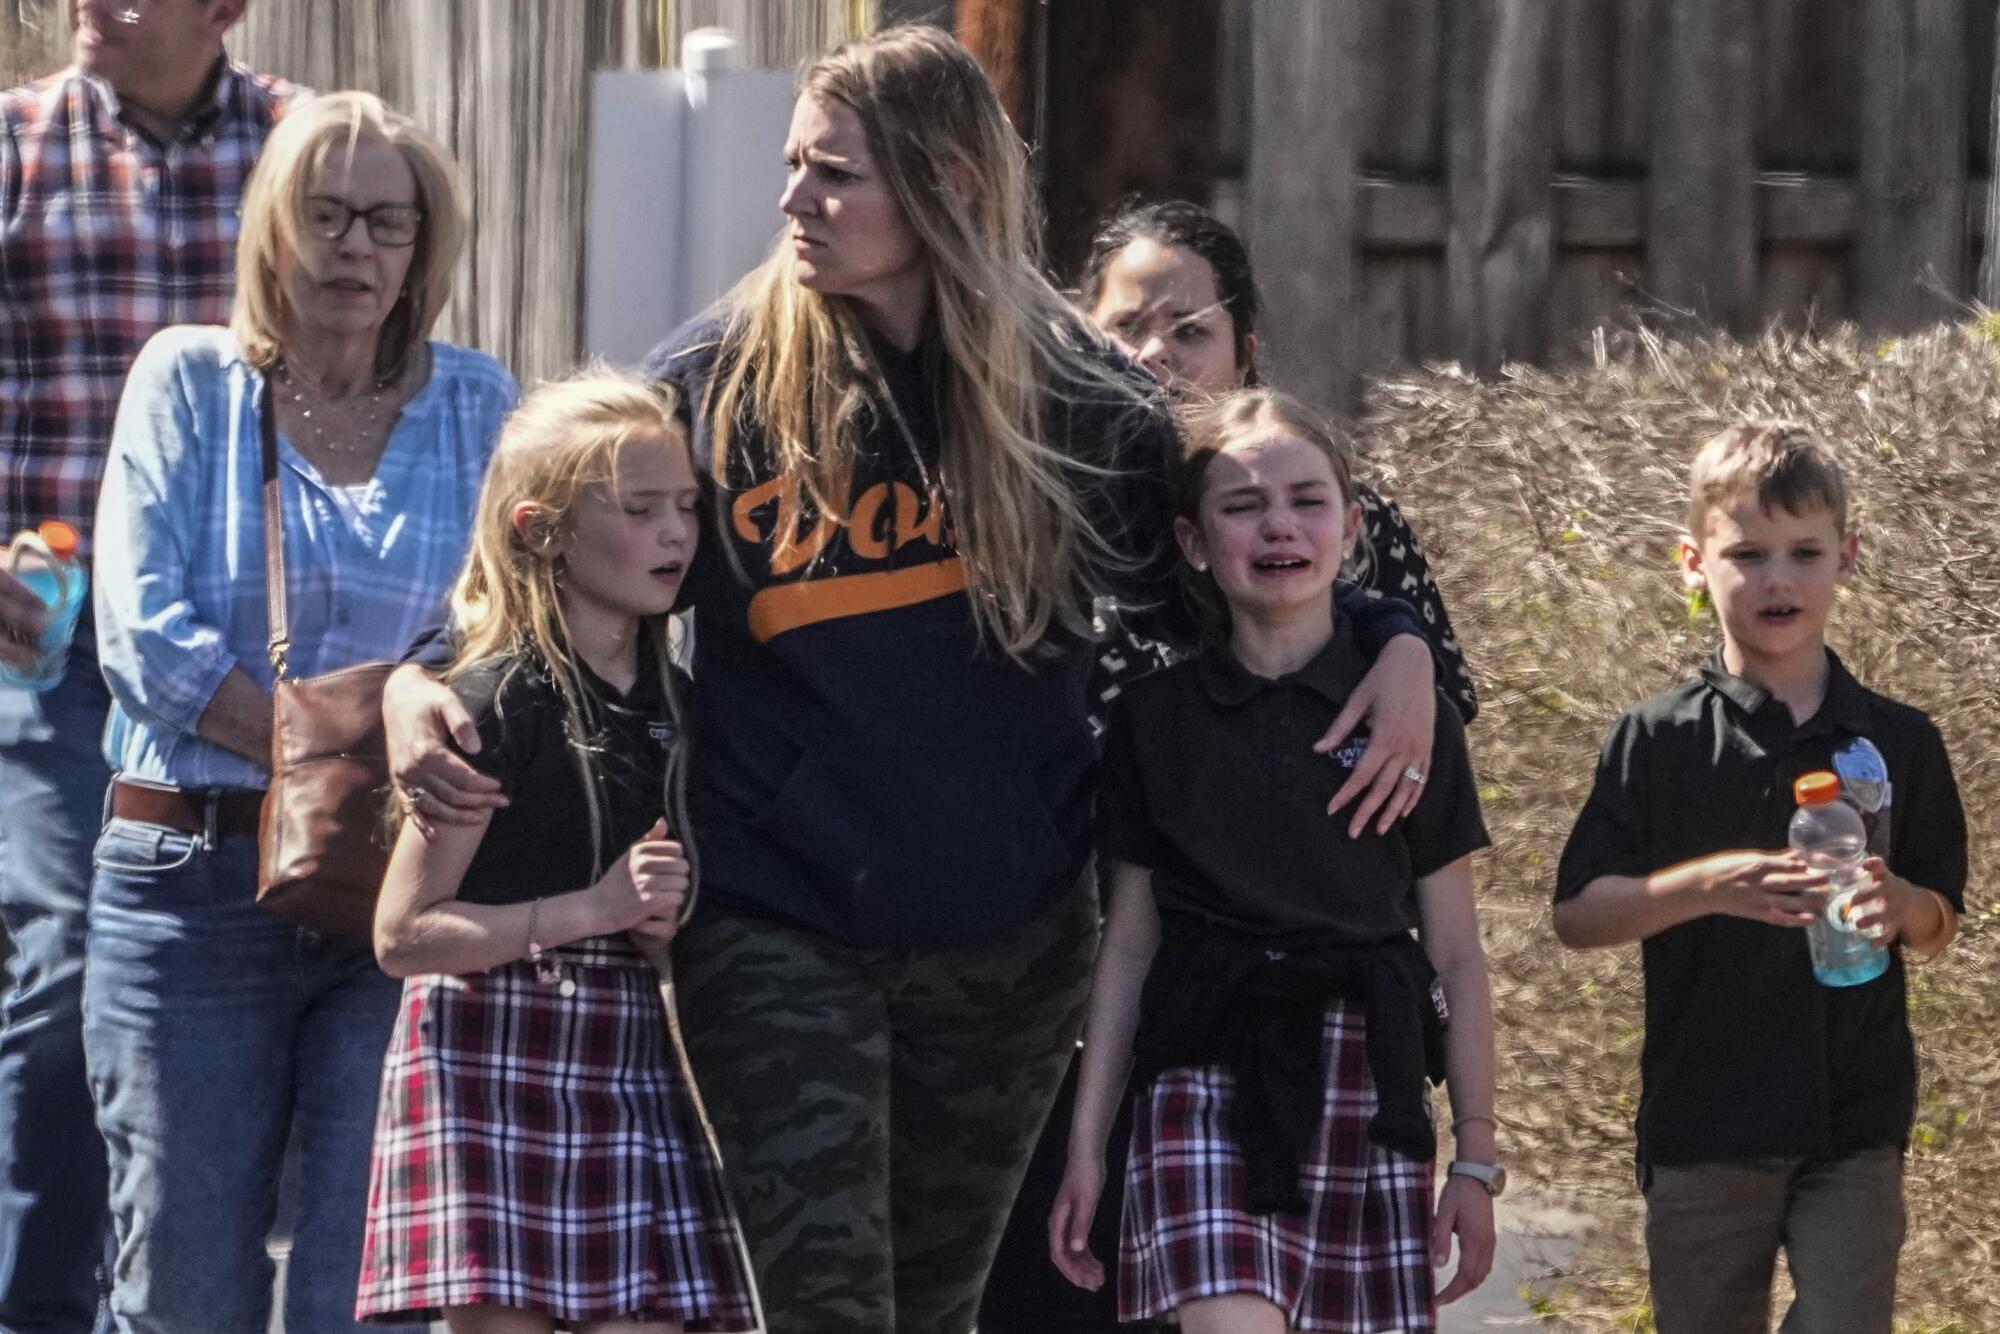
[0,521,88,693]
[1788,770,1888,987]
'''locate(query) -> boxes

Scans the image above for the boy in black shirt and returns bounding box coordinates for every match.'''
[1554,421,1965,1334]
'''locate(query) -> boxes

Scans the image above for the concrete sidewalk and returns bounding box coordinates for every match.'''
[267,1173,1591,1333]
[1438,1188,1592,1332]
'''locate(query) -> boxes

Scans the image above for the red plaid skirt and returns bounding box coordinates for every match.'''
[1119,1000,1436,1333]
[355,935,758,1330]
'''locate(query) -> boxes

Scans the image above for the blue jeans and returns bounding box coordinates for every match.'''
[0,626,113,1334]
[82,824,419,1334]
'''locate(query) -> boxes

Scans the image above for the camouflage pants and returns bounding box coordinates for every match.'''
[672,883,1099,1334]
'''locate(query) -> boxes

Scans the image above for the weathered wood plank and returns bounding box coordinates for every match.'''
[1762,246,1853,327]
[1547,250,1641,344]
[1982,10,2000,303]
[955,0,1030,126]
[1246,0,1361,410]
[1971,1,1997,173]
[1355,175,1959,251]
[1647,0,1758,330]
[1858,0,1969,330]
[1356,0,1443,175]
[1359,252,1448,373]
[1556,0,1650,175]
[1445,0,1557,373]
[1760,0,1859,173]
[1040,0,1223,280]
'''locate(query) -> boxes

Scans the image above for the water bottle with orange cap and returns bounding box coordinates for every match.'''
[1788,770,1890,987]
[1,521,89,692]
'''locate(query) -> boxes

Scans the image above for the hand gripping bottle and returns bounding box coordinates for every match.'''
[1,521,88,692]
[1789,771,1889,987]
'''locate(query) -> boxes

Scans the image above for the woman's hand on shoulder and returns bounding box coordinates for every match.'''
[1431,1173,1497,1304]
[1047,1151,1108,1291]
[1317,634,1438,836]
[384,663,506,838]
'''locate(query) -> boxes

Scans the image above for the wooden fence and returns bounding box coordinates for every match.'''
[0,1,871,384]
[13,1,1998,406]
[229,1,871,384]
[1041,0,2000,411]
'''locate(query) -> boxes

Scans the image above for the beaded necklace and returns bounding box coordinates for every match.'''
[273,358,399,457]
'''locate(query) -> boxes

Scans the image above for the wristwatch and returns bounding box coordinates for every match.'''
[1447,1160,1507,1197]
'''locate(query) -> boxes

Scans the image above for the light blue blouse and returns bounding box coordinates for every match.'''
[93,325,518,791]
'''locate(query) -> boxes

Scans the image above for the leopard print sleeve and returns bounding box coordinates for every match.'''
[1354,482,1478,722]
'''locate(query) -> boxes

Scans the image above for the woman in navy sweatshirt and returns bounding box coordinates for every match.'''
[383,26,1442,1334]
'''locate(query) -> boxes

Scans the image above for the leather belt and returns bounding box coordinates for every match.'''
[110,778,263,840]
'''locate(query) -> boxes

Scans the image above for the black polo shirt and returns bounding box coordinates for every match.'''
[1556,649,1967,1167]
[1097,616,1489,942]
[447,645,684,907]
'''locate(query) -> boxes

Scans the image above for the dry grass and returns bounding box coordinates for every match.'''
[1368,321,2000,1332]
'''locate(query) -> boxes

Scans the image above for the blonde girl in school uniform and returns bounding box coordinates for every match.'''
[356,375,757,1334]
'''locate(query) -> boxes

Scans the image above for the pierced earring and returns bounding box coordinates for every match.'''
[1193,560,1208,572]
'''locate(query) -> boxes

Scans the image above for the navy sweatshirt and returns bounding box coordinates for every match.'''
[643,316,1422,949]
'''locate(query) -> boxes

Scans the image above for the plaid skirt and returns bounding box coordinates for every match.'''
[355,935,758,1330]
[1119,1000,1436,1333]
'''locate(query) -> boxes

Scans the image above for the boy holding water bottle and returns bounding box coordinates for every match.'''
[1552,421,1964,1334]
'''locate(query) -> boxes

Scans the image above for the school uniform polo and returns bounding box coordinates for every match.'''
[1097,615,1488,944]
[448,644,684,905]
[1556,649,1967,1168]
[1098,617,1489,1210]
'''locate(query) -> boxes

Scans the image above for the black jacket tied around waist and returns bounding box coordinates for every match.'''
[1131,919,1447,1215]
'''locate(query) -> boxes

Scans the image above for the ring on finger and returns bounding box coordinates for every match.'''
[1401,765,1428,785]
[403,784,429,808]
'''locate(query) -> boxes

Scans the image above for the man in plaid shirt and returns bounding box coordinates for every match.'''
[0,3,300,1328]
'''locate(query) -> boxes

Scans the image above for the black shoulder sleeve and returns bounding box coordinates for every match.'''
[1554,710,1653,903]
[1404,698,1490,879]
[1891,718,1968,912]
[1357,485,1477,723]
[447,659,540,797]
[1096,686,1170,869]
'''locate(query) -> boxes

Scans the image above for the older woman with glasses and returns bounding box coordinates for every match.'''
[86,91,517,1334]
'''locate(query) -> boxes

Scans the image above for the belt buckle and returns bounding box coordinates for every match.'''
[200,790,218,852]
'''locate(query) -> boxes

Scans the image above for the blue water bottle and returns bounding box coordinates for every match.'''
[1,521,88,693]
[1788,770,1889,987]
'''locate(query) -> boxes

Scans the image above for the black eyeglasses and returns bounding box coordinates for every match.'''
[302,195,423,248]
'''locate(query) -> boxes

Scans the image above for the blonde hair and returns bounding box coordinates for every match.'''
[446,372,697,898]
[1176,388,1364,644]
[704,24,1145,658]
[231,91,466,380]
[1688,420,1848,538]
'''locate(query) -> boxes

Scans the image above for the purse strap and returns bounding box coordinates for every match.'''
[259,378,292,681]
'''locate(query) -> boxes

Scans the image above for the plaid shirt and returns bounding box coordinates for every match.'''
[95,327,519,791]
[0,57,301,556]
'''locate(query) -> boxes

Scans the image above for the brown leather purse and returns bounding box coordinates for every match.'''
[255,381,395,942]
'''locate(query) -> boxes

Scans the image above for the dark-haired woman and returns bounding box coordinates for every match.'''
[1079,199,1475,719]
